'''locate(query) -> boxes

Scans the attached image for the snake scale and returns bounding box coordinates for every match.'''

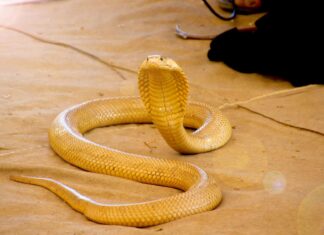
[10,55,232,227]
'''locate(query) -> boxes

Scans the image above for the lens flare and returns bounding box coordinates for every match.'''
[263,171,286,194]
[297,185,324,235]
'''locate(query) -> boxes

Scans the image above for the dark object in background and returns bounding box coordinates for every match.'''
[203,0,271,21]
[207,0,323,86]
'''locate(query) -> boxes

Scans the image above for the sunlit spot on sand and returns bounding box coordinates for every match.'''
[0,4,22,26]
[297,185,324,235]
[263,171,286,194]
[0,0,47,5]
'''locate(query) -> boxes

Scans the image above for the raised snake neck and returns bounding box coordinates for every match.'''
[10,55,232,227]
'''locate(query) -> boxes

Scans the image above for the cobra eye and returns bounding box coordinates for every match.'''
[160,57,164,61]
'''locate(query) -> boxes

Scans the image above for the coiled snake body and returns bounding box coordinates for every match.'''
[11,55,232,227]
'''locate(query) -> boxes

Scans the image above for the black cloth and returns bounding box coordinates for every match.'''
[208,0,323,86]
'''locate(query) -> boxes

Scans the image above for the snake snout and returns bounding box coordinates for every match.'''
[147,54,164,60]
[142,55,180,72]
[145,55,167,67]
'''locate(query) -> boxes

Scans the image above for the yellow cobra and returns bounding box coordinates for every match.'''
[10,55,232,227]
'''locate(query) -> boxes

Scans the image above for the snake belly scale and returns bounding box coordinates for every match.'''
[10,55,232,227]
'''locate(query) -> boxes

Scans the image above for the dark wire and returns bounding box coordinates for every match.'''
[202,0,237,21]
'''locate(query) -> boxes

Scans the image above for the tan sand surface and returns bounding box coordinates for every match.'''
[0,1,323,234]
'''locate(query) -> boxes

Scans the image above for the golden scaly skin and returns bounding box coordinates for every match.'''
[10,55,232,227]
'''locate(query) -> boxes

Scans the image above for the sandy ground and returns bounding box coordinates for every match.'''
[0,1,323,234]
